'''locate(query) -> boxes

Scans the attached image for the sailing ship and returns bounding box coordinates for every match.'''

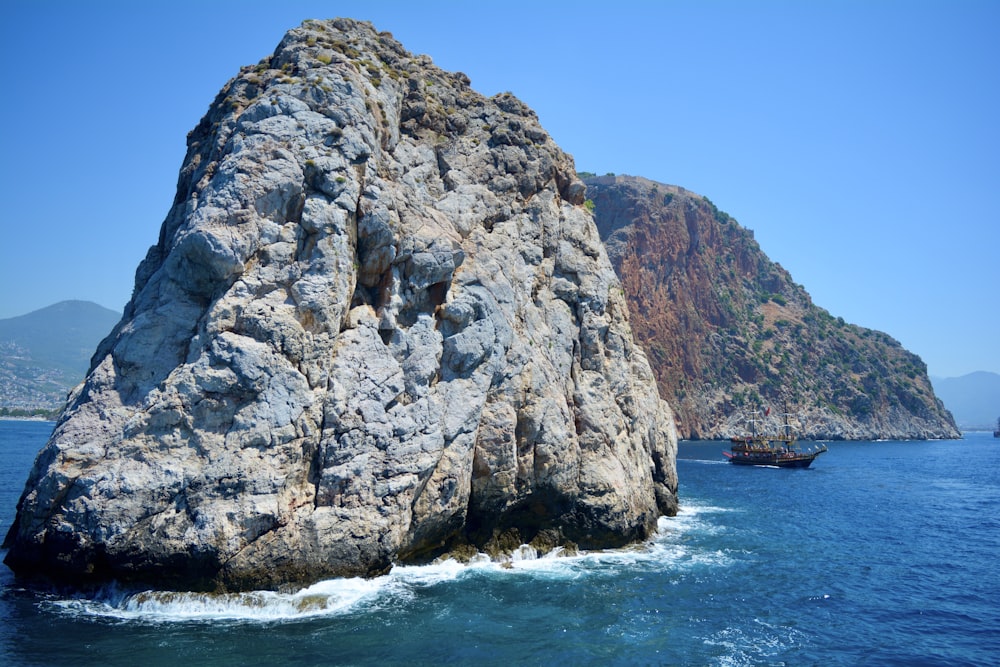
[993,417,1000,438]
[724,405,828,468]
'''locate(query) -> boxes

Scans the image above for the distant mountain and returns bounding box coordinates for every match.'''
[584,174,960,440]
[0,300,120,410]
[931,372,1000,430]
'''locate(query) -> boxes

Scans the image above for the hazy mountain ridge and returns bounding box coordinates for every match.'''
[931,371,1000,430]
[584,174,960,440]
[0,300,120,410]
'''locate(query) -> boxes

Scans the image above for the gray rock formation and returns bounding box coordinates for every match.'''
[3,19,677,591]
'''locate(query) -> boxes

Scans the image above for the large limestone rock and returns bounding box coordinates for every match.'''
[3,19,677,591]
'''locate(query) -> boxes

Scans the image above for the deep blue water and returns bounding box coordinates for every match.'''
[2,419,998,666]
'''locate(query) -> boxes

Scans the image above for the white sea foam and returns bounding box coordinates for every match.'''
[51,499,735,623]
[681,458,730,465]
[704,618,807,667]
[50,576,393,623]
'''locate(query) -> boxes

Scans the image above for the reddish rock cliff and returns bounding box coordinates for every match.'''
[585,174,959,441]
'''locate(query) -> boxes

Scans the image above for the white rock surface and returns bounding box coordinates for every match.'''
[4,19,677,590]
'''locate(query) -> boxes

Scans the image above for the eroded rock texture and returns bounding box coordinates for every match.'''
[4,20,677,590]
[586,174,959,441]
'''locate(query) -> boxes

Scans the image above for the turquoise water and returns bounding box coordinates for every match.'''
[2,420,998,665]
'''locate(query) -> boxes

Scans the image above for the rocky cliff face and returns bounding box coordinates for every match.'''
[3,20,677,591]
[585,174,959,441]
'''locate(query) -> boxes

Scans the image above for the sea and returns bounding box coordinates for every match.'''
[1,420,998,666]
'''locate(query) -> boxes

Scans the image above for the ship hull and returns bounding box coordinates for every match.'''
[724,452,820,468]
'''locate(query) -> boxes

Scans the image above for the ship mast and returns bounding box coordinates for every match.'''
[778,400,796,443]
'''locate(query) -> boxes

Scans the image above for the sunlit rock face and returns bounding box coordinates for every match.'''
[585,173,960,442]
[3,19,677,591]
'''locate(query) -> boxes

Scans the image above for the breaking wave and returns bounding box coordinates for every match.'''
[47,501,735,624]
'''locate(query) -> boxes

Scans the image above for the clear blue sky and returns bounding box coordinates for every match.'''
[1,1,997,378]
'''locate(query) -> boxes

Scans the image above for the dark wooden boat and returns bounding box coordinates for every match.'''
[724,407,827,468]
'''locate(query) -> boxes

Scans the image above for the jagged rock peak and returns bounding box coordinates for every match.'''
[585,173,959,441]
[3,20,677,591]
